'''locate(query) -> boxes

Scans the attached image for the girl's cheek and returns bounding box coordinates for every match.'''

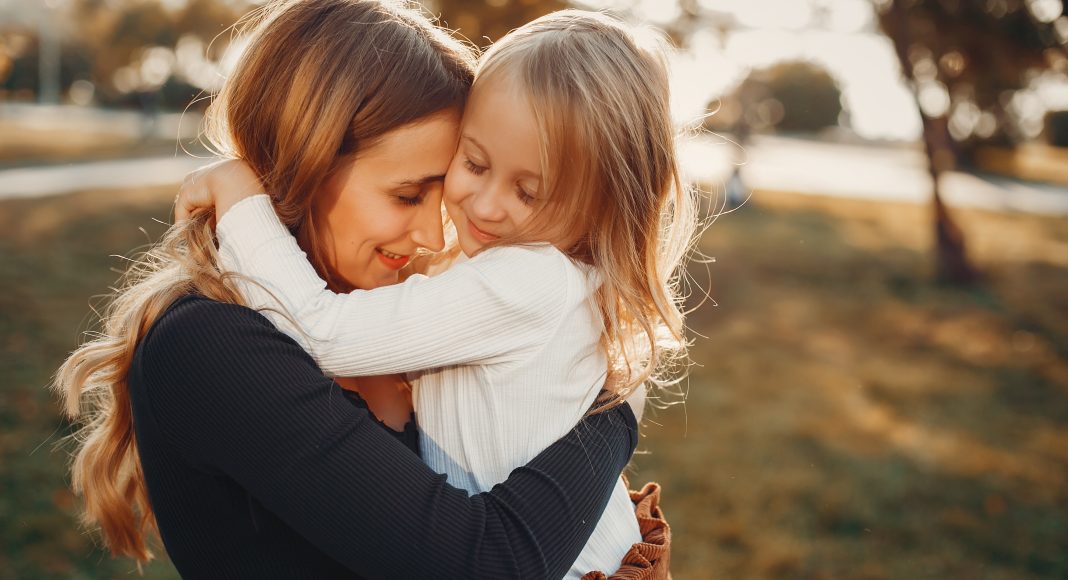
[443,177,465,205]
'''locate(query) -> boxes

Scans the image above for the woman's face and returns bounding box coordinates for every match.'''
[443,76,543,257]
[313,110,460,290]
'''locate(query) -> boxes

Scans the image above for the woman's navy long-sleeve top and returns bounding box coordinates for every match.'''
[128,295,638,579]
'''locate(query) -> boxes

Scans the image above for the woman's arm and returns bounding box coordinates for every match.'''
[135,296,636,579]
[217,194,573,376]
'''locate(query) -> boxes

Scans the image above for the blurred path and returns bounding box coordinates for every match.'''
[682,135,1068,216]
[1,103,200,142]
[0,103,209,200]
[0,156,208,200]
[1,134,1067,215]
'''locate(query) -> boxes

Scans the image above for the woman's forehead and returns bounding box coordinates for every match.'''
[353,110,461,178]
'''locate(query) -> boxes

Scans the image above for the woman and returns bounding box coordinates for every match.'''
[179,9,684,579]
[54,1,647,578]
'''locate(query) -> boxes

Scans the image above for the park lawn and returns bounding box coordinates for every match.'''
[976,144,1068,187]
[1,185,1066,579]
[634,190,1068,579]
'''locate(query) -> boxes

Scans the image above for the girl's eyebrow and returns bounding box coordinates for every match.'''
[461,134,487,154]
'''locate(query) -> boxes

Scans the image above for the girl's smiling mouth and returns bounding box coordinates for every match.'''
[467,219,500,243]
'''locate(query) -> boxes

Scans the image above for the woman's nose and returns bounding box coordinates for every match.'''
[411,199,446,253]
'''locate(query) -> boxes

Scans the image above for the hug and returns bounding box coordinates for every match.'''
[56,1,693,577]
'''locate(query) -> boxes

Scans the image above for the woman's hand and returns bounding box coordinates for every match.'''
[174,159,264,224]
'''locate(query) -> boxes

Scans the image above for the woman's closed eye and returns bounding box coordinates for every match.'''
[395,192,425,206]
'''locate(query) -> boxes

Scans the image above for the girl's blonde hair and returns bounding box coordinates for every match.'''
[52,0,474,563]
[477,10,697,408]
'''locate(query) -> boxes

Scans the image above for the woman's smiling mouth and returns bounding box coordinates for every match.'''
[375,247,411,269]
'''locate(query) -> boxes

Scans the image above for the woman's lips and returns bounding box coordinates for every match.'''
[375,247,410,270]
[467,219,500,243]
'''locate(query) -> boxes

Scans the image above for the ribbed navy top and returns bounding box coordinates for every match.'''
[128,295,637,579]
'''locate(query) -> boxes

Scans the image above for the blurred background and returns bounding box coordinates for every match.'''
[2,0,1067,578]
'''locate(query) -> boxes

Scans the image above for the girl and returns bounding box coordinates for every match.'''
[182,9,692,579]
[54,2,644,578]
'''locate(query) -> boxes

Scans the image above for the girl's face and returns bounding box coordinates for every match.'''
[314,110,460,290]
[444,76,543,256]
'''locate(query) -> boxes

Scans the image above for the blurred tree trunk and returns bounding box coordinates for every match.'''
[886,0,978,284]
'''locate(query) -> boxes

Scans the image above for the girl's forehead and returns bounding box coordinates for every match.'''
[463,83,534,129]
[469,68,529,104]
[459,78,543,178]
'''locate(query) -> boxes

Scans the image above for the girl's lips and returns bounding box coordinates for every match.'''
[467,219,500,243]
[375,248,410,270]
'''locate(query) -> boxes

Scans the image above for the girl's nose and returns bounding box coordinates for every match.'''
[468,184,507,222]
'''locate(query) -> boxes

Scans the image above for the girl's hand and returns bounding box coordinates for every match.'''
[175,159,264,224]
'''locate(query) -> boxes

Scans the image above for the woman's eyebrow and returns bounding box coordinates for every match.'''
[394,174,446,187]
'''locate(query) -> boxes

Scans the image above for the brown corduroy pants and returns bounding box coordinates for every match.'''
[581,481,671,580]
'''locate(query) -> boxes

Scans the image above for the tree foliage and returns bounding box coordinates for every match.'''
[874,0,1068,282]
[2,0,247,108]
[706,60,843,135]
[874,0,1068,153]
[425,0,567,47]
[4,0,571,107]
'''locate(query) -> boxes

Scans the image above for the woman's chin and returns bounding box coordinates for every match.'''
[360,271,400,290]
[333,268,396,292]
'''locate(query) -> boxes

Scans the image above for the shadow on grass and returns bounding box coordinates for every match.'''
[635,192,1068,579]
[1,188,180,579]
[1,186,1066,579]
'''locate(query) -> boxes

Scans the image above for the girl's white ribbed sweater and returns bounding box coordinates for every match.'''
[216,195,641,579]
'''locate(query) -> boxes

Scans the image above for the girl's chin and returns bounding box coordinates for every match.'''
[455,232,483,256]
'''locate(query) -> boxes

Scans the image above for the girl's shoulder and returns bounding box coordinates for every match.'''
[465,243,588,282]
[453,244,593,316]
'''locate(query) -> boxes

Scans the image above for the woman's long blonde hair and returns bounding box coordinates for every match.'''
[476,10,697,408]
[52,0,474,563]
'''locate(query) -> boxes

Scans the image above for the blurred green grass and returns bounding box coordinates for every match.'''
[1,186,1066,579]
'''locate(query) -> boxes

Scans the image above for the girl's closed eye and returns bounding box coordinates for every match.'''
[516,185,536,206]
[463,158,487,176]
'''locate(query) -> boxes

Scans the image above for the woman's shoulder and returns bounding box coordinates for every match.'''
[151,294,268,334]
[140,294,283,366]
[157,293,240,317]
[133,294,316,414]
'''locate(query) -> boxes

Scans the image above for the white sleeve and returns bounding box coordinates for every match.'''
[215,194,570,376]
